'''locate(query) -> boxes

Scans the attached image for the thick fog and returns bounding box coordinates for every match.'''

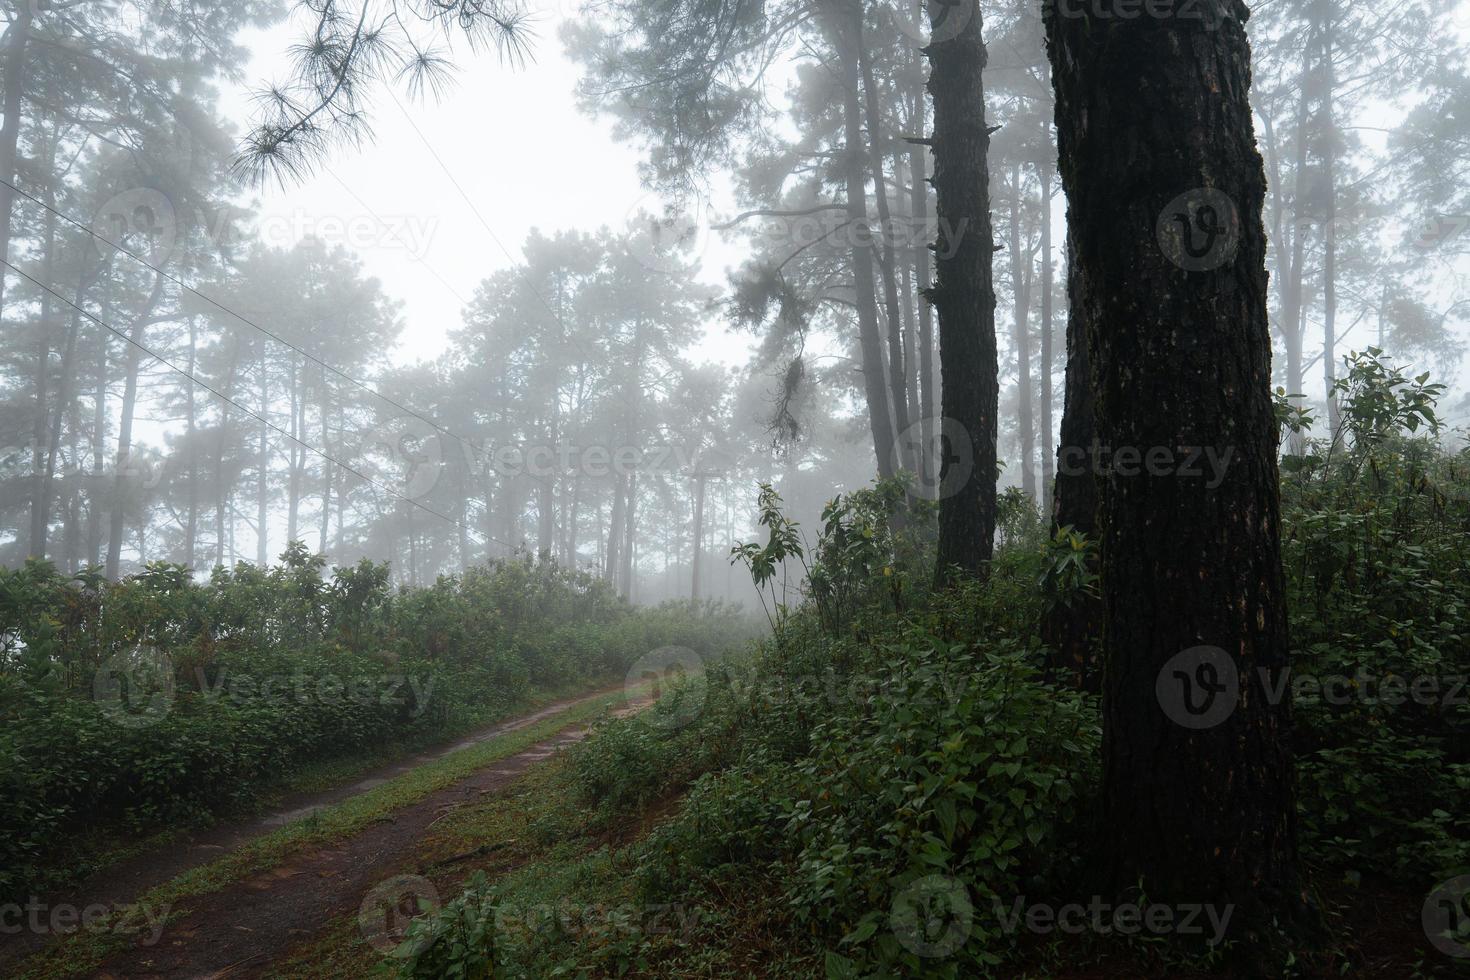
[1,0,1467,608]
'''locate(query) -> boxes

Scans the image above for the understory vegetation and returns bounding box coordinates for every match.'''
[399,352,1470,978]
[0,549,745,903]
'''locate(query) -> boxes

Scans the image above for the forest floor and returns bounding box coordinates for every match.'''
[5,679,1443,979]
[6,683,649,979]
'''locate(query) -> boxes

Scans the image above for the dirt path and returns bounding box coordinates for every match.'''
[2,685,630,977]
[91,716,616,979]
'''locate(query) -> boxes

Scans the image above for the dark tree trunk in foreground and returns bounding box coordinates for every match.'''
[1045,0,1297,936]
[1042,232,1099,691]
[927,0,997,587]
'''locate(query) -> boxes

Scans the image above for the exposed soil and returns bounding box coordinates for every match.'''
[4,685,634,978]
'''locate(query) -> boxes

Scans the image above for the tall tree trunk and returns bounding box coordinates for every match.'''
[927,0,998,587]
[691,473,706,600]
[859,40,914,470]
[537,468,555,559]
[457,462,471,574]
[906,15,937,486]
[87,300,110,569]
[105,274,166,580]
[621,472,638,597]
[255,354,270,566]
[1042,234,1099,690]
[184,317,199,569]
[826,0,897,479]
[1045,0,1298,936]
[0,5,33,318]
[607,476,625,582]
[287,362,301,545]
[26,199,58,556]
[1008,161,1037,501]
[216,338,241,570]
[1275,71,1311,454]
[564,473,581,567]
[1317,1,1341,434]
[62,406,81,572]
[318,371,332,556]
[1039,156,1056,495]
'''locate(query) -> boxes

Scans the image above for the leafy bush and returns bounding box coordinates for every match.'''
[397,870,497,979]
[1279,350,1470,883]
[0,547,751,901]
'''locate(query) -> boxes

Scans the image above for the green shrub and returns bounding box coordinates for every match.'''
[0,548,751,902]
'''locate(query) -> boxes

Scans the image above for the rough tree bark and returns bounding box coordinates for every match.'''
[1044,0,1298,934]
[1042,232,1099,691]
[927,0,998,587]
[1038,154,1055,494]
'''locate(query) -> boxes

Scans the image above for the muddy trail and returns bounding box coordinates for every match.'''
[5,686,640,978]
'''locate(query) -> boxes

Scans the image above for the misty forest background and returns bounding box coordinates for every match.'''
[5,0,1470,976]
[1,0,1465,600]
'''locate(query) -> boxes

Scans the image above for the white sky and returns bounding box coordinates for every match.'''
[223,2,758,370]
[222,3,1470,405]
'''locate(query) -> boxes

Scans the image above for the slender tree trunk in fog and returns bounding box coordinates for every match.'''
[537,471,555,558]
[0,5,33,317]
[184,317,199,568]
[106,274,165,580]
[256,357,270,566]
[927,0,998,587]
[826,0,898,479]
[1045,0,1298,933]
[621,472,637,596]
[216,338,240,570]
[860,42,914,469]
[607,476,624,582]
[691,473,705,601]
[1039,158,1055,495]
[907,20,937,484]
[319,375,333,556]
[87,303,110,569]
[27,199,58,556]
[1008,161,1036,502]
[564,474,581,567]
[1273,79,1310,454]
[63,407,80,572]
[1316,1,1341,434]
[287,363,301,545]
